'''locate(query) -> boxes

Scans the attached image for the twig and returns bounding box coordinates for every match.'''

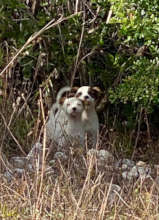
[36,88,47,207]
[131,107,143,160]
[71,9,85,87]
[113,190,131,209]
[106,9,112,24]
[99,178,113,219]
[72,154,94,220]
[77,47,96,69]
[75,0,79,13]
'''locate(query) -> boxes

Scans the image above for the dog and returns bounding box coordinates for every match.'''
[75,86,101,147]
[46,87,85,148]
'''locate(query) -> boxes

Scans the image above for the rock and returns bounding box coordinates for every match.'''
[27,142,43,161]
[122,163,151,181]
[115,159,152,181]
[87,149,114,168]
[3,170,14,182]
[122,166,139,180]
[54,152,68,161]
[3,168,26,182]
[27,163,34,172]
[11,157,28,169]
[136,162,151,179]
[49,160,56,166]
[13,168,25,177]
[97,149,114,166]
[26,142,49,171]
[45,166,55,177]
[136,161,146,166]
[155,176,159,185]
[106,183,121,205]
[87,149,98,157]
[115,159,135,170]
[98,149,114,161]
[9,142,47,173]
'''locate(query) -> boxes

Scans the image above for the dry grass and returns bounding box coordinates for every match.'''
[0,79,159,220]
[0,146,159,220]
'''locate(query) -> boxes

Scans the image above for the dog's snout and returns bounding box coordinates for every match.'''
[84,95,89,100]
[72,107,77,111]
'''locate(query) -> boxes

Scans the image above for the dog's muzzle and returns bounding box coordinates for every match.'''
[83,100,91,110]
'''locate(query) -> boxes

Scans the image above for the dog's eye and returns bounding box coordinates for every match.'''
[76,92,82,97]
[67,103,70,106]
[77,103,82,106]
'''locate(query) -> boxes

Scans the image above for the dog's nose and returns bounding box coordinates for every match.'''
[72,107,77,111]
[84,95,89,100]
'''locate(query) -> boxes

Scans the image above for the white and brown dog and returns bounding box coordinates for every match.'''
[75,86,101,147]
[46,87,85,148]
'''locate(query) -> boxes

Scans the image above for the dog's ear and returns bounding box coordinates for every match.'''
[89,87,102,100]
[92,87,102,94]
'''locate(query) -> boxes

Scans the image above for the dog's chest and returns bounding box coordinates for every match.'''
[82,110,98,132]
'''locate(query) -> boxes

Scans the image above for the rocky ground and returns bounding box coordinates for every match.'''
[2,140,159,207]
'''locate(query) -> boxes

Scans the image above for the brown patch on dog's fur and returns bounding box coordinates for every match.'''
[88,87,102,100]
[71,87,79,94]
[59,87,81,105]
[60,87,79,100]
[59,97,66,105]
[60,91,69,98]
[67,87,79,98]
[75,92,82,98]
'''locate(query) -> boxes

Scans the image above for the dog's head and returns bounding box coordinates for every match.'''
[75,86,101,109]
[59,96,84,118]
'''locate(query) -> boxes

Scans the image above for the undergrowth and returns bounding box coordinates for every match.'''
[0,93,159,220]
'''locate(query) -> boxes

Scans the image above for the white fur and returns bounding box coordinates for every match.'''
[46,88,85,148]
[75,86,99,146]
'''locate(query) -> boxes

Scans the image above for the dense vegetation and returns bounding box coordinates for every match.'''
[1,0,159,139]
[1,0,159,219]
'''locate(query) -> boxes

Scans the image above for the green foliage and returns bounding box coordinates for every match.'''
[14,117,34,143]
[1,0,159,136]
[106,0,159,111]
[109,57,159,108]
[0,0,34,41]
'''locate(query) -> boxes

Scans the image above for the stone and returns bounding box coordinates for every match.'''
[97,149,114,166]
[115,159,135,170]
[11,157,28,169]
[3,170,14,182]
[27,142,43,161]
[54,152,68,161]
[26,142,49,171]
[13,168,25,177]
[122,163,151,181]
[49,160,56,166]
[87,149,98,157]
[106,183,121,205]
[122,166,139,180]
